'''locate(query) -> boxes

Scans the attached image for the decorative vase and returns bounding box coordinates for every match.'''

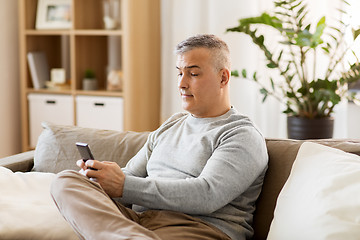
[82,78,98,91]
[287,116,334,140]
[103,0,120,30]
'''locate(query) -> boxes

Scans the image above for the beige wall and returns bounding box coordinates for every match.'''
[0,0,21,157]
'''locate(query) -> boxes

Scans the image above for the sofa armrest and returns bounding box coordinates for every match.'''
[0,151,35,172]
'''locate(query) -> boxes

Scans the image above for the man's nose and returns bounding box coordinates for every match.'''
[178,75,188,89]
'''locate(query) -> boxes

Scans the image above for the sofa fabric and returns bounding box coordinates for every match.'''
[0,150,34,172]
[253,138,360,240]
[33,122,149,173]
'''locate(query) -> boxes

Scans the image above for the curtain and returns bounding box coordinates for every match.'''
[160,0,350,138]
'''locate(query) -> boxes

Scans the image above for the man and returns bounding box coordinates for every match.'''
[51,34,268,240]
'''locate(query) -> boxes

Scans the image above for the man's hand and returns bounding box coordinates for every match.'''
[76,159,125,198]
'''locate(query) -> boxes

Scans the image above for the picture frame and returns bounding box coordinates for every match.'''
[35,0,72,30]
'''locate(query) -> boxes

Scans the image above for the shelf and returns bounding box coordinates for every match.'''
[24,30,71,36]
[26,88,123,97]
[74,29,123,36]
[19,0,161,152]
[75,90,123,97]
[23,29,123,36]
[27,88,72,95]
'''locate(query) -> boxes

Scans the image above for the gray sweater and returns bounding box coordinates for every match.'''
[121,108,268,240]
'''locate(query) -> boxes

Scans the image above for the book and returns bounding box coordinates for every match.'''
[27,51,50,89]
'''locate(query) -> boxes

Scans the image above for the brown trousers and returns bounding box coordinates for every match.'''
[50,170,231,240]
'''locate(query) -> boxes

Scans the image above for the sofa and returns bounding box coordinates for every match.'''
[2,121,360,239]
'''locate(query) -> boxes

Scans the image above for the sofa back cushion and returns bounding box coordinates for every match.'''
[252,138,360,240]
[34,122,149,173]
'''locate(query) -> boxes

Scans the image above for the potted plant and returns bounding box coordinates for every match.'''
[227,0,360,139]
[83,69,98,91]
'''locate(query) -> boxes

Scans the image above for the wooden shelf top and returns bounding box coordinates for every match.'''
[27,88,72,95]
[24,29,123,36]
[74,29,123,36]
[24,29,71,35]
[75,90,123,97]
[26,88,123,97]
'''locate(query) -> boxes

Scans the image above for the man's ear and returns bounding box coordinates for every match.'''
[220,68,230,87]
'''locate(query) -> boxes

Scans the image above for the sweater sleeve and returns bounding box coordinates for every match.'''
[120,126,268,215]
[121,145,149,178]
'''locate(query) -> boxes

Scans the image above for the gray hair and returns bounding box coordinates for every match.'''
[175,34,231,70]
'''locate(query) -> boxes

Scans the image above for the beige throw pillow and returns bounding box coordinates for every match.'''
[34,122,149,173]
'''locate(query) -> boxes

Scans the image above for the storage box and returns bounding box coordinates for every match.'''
[28,93,74,148]
[76,96,124,131]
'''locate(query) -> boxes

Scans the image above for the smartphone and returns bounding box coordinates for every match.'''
[76,142,97,170]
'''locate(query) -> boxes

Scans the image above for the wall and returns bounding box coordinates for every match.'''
[0,0,21,157]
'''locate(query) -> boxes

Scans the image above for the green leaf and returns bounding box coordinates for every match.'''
[297,85,307,96]
[353,28,360,41]
[270,77,275,90]
[260,88,268,95]
[311,16,326,47]
[298,12,307,25]
[279,40,292,45]
[293,16,325,48]
[326,42,332,50]
[85,69,95,78]
[296,6,306,17]
[241,69,247,78]
[283,63,291,74]
[283,106,295,115]
[290,1,302,10]
[267,62,277,68]
[286,91,296,98]
[336,8,347,15]
[329,26,342,33]
[339,20,346,27]
[277,50,284,62]
[253,72,258,81]
[275,11,291,17]
[282,28,296,34]
[316,16,326,28]
[351,50,359,62]
[231,70,239,77]
[257,35,265,45]
[260,88,268,102]
[322,47,330,54]
[342,0,350,6]
[329,33,338,43]
[239,12,283,29]
[295,37,311,47]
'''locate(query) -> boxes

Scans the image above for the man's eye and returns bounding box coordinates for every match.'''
[191,73,199,76]
[177,72,183,77]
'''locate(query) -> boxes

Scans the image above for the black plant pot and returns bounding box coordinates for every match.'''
[287,116,334,140]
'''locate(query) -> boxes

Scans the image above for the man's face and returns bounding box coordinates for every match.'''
[176,48,226,118]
